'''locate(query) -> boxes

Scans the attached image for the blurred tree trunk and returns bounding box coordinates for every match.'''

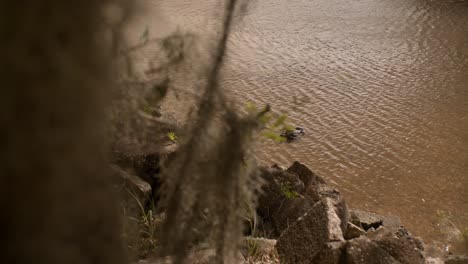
[0,1,126,263]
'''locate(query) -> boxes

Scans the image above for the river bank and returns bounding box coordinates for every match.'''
[113,144,467,263]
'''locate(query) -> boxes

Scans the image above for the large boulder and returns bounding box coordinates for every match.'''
[311,241,346,264]
[288,161,349,233]
[257,166,308,237]
[308,183,349,234]
[287,161,325,188]
[276,198,345,264]
[258,162,426,264]
[257,162,348,238]
[346,237,400,264]
[346,227,426,264]
[372,227,426,264]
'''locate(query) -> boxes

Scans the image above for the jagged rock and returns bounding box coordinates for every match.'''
[258,161,348,238]
[287,161,349,234]
[311,241,346,264]
[445,255,468,264]
[258,162,426,264]
[350,209,384,231]
[276,198,345,264]
[287,161,325,187]
[371,227,425,264]
[257,167,308,237]
[271,197,315,236]
[346,236,400,264]
[345,222,366,240]
[304,177,349,234]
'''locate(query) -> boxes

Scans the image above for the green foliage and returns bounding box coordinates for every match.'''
[461,228,468,240]
[280,183,299,199]
[262,131,286,143]
[167,131,177,142]
[460,227,468,251]
[125,189,160,258]
[246,239,259,258]
[245,102,292,142]
[242,201,258,237]
[142,105,152,114]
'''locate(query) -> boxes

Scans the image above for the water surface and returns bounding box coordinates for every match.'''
[137,0,468,241]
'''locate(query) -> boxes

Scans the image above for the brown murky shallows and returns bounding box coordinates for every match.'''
[132,0,468,242]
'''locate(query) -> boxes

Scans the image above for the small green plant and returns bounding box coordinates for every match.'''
[125,189,160,258]
[460,227,468,252]
[167,131,177,142]
[246,239,259,258]
[142,105,152,114]
[242,201,258,237]
[280,183,299,199]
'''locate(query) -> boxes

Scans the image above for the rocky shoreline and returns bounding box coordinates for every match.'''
[113,144,466,263]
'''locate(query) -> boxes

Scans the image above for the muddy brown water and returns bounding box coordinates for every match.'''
[132,0,468,242]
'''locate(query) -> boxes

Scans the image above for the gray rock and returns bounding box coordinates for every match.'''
[276,198,345,264]
[345,222,366,240]
[271,197,315,236]
[258,162,349,238]
[306,182,349,234]
[445,255,468,264]
[350,209,384,231]
[289,161,349,235]
[346,237,400,264]
[312,241,346,264]
[287,161,325,187]
[257,167,308,237]
[372,227,426,264]
[345,226,426,264]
